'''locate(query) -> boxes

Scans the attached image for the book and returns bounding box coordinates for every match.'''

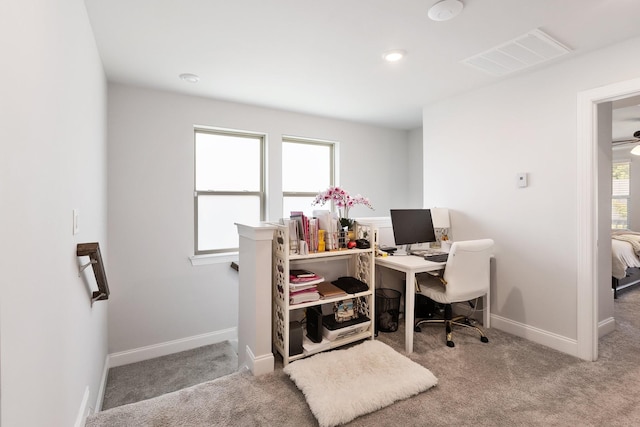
[290,269,316,278]
[308,218,318,252]
[288,282,318,292]
[289,275,325,286]
[289,274,324,283]
[316,281,348,299]
[289,289,320,305]
[281,218,299,254]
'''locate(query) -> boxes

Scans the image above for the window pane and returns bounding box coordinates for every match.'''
[612,198,628,229]
[612,161,630,229]
[283,196,317,218]
[198,195,261,251]
[613,162,630,180]
[612,179,629,197]
[283,142,331,192]
[196,132,261,191]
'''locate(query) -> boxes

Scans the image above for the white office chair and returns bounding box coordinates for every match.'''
[414,239,494,347]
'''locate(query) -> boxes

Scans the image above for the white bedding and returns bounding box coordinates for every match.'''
[612,232,640,279]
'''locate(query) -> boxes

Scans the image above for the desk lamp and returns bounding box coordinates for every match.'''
[431,207,451,248]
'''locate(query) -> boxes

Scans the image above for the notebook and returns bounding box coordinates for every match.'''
[316,281,348,299]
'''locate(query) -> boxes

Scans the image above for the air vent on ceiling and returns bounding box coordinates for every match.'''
[462,29,571,77]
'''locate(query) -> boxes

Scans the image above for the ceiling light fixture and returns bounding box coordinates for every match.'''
[631,130,640,155]
[383,50,406,62]
[179,73,200,83]
[428,0,464,22]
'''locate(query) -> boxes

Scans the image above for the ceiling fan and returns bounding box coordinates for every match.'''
[612,130,640,154]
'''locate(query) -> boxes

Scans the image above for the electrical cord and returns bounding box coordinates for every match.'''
[462,297,480,323]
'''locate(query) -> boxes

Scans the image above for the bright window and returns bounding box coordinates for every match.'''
[194,128,265,254]
[282,137,335,217]
[612,161,630,229]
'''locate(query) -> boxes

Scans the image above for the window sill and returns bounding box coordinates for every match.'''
[189,252,239,266]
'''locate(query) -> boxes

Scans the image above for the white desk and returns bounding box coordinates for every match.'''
[375,254,491,354]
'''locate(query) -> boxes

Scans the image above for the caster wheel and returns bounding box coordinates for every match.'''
[446,341,455,348]
[481,336,489,343]
[414,326,422,332]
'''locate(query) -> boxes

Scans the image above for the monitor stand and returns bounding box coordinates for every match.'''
[394,244,412,256]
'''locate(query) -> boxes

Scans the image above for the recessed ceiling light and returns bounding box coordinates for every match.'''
[179,73,200,83]
[428,0,464,22]
[382,50,406,62]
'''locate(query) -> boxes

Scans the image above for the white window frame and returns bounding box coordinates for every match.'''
[612,160,630,230]
[282,136,336,215]
[194,127,266,255]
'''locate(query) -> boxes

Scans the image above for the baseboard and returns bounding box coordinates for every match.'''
[73,386,91,427]
[229,338,239,354]
[598,316,616,338]
[108,327,237,368]
[95,353,110,412]
[491,314,578,357]
[244,345,274,376]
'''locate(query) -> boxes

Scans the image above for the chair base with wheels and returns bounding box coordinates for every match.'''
[414,303,488,348]
[414,238,494,348]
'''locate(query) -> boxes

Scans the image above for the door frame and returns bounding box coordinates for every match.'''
[577,77,640,361]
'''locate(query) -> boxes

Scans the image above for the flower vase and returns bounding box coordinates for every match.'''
[339,218,354,249]
[339,226,348,249]
[338,218,353,249]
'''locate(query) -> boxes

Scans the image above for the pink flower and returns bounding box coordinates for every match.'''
[312,186,373,219]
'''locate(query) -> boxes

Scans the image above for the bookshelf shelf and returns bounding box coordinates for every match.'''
[272,221,376,365]
[288,248,372,260]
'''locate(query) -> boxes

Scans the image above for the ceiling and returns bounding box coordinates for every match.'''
[85,0,640,131]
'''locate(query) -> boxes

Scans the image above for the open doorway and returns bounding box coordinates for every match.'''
[612,97,640,239]
[608,100,640,300]
[577,77,640,361]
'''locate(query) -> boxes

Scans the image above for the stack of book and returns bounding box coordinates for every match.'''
[282,211,339,255]
[287,211,319,255]
[289,269,323,305]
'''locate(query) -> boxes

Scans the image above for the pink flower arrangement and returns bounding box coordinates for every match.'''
[312,186,374,222]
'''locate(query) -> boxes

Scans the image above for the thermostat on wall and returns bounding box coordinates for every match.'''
[517,172,528,188]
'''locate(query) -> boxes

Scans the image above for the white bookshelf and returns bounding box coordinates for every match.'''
[272,222,376,365]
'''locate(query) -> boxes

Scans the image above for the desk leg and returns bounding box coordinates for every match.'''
[405,271,414,354]
[483,288,490,329]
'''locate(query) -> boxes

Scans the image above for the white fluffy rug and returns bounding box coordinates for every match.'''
[283,340,438,427]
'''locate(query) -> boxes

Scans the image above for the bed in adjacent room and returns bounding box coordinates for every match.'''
[612,230,640,298]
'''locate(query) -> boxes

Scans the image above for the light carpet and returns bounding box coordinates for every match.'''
[102,341,238,410]
[283,340,438,427]
[86,287,640,427]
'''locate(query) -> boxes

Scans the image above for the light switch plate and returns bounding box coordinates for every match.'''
[73,209,79,235]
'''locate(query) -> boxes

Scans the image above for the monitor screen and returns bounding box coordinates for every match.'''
[389,209,436,247]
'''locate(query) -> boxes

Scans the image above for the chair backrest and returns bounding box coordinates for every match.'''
[442,239,494,302]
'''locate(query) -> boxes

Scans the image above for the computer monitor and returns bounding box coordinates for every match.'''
[389,209,436,253]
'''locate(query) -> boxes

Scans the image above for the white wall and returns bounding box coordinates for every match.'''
[0,1,108,426]
[407,127,424,207]
[423,36,640,349]
[107,83,411,354]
